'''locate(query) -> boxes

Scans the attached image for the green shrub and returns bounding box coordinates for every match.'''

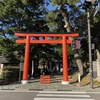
[2,66,20,82]
[0,75,3,79]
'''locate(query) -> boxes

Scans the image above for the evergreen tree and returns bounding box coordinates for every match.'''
[0,0,49,61]
[0,0,59,69]
[1,0,99,78]
[47,0,89,78]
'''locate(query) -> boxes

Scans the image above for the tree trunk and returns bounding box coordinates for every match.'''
[58,5,83,77]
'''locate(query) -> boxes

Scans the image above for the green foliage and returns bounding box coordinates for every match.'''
[0,75,3,79]
[47,0,89,64]
[0,0,5,4]
[46,11,59,31]
[0,0,50,63]
[0,0,94,68]
[55,45,62,57]
[67,45,75,64]
[21,0,28,5]
[93,79,100,85]
[0,37,20,62]
[67,0,80,4]
[30,44,57,62]
[91,10,100,50]
[51,0,80,6]
[2,66,19,81]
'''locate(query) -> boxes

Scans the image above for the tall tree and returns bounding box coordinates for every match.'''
[0,0,59,69]
[0,0,49,60]
[47,0,86,78]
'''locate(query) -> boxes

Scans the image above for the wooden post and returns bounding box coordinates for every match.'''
[30,60,34,79]
[62,36,69,85]
[22,36,30,84]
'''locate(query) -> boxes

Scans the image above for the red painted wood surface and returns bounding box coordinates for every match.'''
[40,75,50,84]
[15,32,79,83]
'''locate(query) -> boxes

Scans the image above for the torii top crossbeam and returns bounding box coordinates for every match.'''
[15,32,79,44]
[15,32,79,37]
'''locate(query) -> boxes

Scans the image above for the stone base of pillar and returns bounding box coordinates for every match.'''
[62,81,69,85]
[30,77,34,80]
[21,80,29,84]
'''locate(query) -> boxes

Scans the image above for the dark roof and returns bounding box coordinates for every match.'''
[0,56,18,64]
[0,56,9,63]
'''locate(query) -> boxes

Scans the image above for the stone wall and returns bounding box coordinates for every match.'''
[96,50,100,81]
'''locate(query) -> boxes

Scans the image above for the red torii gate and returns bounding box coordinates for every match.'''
[15,32,79,84]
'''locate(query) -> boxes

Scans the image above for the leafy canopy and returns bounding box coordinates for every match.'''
[51,0,80,6]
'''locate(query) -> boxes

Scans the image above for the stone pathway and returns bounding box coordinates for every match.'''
[0,74,100,92]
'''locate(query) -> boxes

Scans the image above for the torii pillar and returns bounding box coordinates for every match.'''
[22,36,30,84]
[62,36,69,84]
